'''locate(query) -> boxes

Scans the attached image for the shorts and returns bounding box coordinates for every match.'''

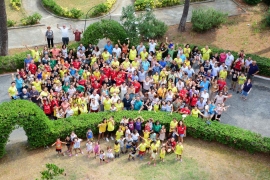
[129,153,135,157]
[139,151,145,155]
[179,134,185,138]
[133,139,138,143]
[146,147,150,151]
[126,145,131,149]
[99,131,105,134]
[241,90,248,97]
[56,149,62,152]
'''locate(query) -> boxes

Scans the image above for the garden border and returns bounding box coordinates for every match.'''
[8,24,45,30]
[39,0,120,21]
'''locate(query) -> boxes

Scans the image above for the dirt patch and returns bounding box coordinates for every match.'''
[164,3,270,58]
[0,137,269,180]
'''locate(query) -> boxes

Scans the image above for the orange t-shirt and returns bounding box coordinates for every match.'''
[55,141,62,149]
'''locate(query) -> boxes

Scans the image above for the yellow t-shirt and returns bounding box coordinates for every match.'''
[122,61,130,70]
[110,87,120,94]
[191,109,200,118]
[115,102,123,111]
[159,71,167,80]
[184,48,191,58]
[132,61,140,69]
[32,81,42,92]
[219,70,227,79]
[90,57,97,65]
[150,143,158,151]
[40,91,49,97]
[174,58,182,67]
[139,143,146,151]
[157,88,167,98]
[201,48,212,61]
[82,71,91,80]
[59,70,67,78]
[184,60,190,67]
[143,131,150,139]
[170,121,178,132]
[144,138,151,148]
[154,104,159,111]
[103,99,112,111]
[93,71,101,79]
[107,121,114,131]
[175,144,184,155]
[111,61,120,68]
[238,76,247,85]
[156,51,162,61]
[42,72,50,80]
[115,130,123,140]
[102,52,110,60]
[140,51,148,61]
[98,123,107,133]
[31,50,40,62]
[8,86,17,96]
[153,75,159,83]
[72,107,79,116]
[129,49,137,61]
[114,144,120,152]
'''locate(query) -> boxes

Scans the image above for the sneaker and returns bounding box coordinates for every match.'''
[180,159,182,162]
[106,138,109,142]
[81,151,84,154]
[237,91,239,93]
[110,136,114,140]
[69,154,72,157]
[75,154,78,157]
[148,162,150,165]
[154,163,156,166]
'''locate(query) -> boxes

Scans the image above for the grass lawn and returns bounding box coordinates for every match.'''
[5,0,26,23]
[54,0,107,15]
[0,137,269,180]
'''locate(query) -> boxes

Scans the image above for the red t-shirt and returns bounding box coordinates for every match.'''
[103,68,111,78]
[90,76,97,83]
[219,53,226,63]
[190,97,198,107]
[29,63,37,74]
[44,65,51,72]
[180,108,190,115]
[19,71,26,79]
[144,125,151,132]
[73,61,80,69]
[78,79,86,86]
[110,70,118,80]
[115,77,124,86]
[179,89,188,99]
[133,82,141,93]
[99,74,107,84]
[118,71,126,80]
[177,125,186,135]
[51,49,60,59]
[234,60,242,71]
[74,31,82,41]
[64,63,70,69]
[92,82,101,90]
[217,80,226,91]
[44,104,51,114]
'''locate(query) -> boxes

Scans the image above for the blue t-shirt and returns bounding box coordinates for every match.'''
[70,69,76,76]
[248,64,259,75]
[141,61,150,71]
[24,58,32,66]
[87,131,93,139]
[243,83,252,92]
[138,71,147,82]
[104,44,113,54]
[134,100,143,110]
[209,104,215,113]
[15,78,24,89]
[199,81,210,92]
[159,61,167,69]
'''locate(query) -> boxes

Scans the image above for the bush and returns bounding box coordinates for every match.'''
[244,0,262,5]
[265,8,270,27]
[191,8,227,32]
[0,100,269,158]
[134,0,205,11]
[0,51,28,73]
[10,0,21,10]
[42,0,84,19]
[89,0,116,17]
[20,13,42,26]
[263,0,270,5]
[7,20,16,27]
[82,19,127,45]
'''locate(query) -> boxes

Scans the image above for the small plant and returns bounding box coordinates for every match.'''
[40,164,64,180]
[10,0,21,10]
[191,8,227,32]
[90,3,108,17]
[7,20,16,27]
[244,0,262,5]
[20,13,42,26]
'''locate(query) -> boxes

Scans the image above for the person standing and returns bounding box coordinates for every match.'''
[241,79,252,100]
[57,24,72,45]
[247,61,259,81]
[73,29,83,42]
[45,26,54,48]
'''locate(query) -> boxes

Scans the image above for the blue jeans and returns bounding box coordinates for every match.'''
[241,90,248,97]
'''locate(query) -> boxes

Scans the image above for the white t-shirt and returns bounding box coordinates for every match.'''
[60,27,69,37]
[201,92,209,103]
[176,81,184,91]
[90,94,100,102]
[111,96,120,104]
[90,101,99,110]
[112,48,121,57]
[149,43,157,53]
[212,66,220,77]
[245,60,253,67]
[225,54,234,66]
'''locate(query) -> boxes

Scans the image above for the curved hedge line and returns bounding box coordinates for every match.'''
[0,100,269,158]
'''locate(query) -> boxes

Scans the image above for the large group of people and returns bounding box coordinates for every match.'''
[6,24,260,165]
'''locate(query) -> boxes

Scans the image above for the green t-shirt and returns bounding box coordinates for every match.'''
[76,85,85,92]
[62,85,70,92]
[153,124,162,133]
[78,69,84,76]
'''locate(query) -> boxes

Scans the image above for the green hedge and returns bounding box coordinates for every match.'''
[41,0,83,19]
[134,0,205,11]
[0,100,269,158]
[89,0,116,17]
[244,0,261,5]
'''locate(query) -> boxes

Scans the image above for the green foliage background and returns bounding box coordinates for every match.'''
[0,100,269,159]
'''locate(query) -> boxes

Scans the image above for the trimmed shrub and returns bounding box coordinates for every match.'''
[89,0,116,17]
[42,0,83,19]
[0,100,269,158]
[265,8,270,27]
[7,20,16,27]
[191,8,227,32]
[0,51,28,73]
[263,0,270,5]
[20,13,42,26]
[244,0,262,5]
[82,19,127,45]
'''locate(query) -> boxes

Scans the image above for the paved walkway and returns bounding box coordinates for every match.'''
[8,0,243,49]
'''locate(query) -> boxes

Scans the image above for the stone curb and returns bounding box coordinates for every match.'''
[39,0,121,21]
[8,24,45,30]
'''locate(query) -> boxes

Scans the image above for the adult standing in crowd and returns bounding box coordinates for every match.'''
[247,61,259,81]
[57,24,72,45]
[73,29,83,42]
[45,26,54,48]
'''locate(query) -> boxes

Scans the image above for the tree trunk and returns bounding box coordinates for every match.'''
[0,0,8,56]
[178,0,190,32]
